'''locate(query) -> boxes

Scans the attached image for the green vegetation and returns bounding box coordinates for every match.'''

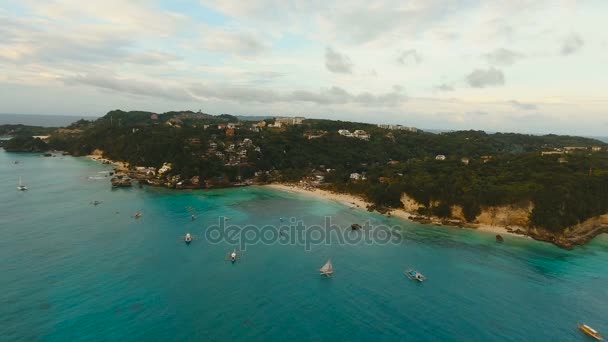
[3,110,608,233]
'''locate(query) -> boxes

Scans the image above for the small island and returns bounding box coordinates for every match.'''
[3,109,608,249]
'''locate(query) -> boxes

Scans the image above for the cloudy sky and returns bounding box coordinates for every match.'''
[1,0,607,134]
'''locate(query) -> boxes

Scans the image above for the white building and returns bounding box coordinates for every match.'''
[377,124,418,132]
[353,130,371,140]
[276,117,305,125]
[350,173,367,181]
[435,155,446,161]
[338,129,352,137]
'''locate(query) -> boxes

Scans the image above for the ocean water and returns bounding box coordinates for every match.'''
[0,114,98,127]
[1,149,608,341]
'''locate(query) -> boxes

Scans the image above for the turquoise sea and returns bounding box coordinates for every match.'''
[1,148,608,341]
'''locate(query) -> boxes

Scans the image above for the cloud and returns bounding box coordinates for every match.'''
[435,83,454,91]
[397,49,422,65]
[193,85,406,106]
[325,47,353,74]
[509,100,537,110]
[466,68,505,88]
[484,48,524,66]
[203,30,268,56]
[64,74,406,107]
[63,74,197,102]
[560,33,584,55]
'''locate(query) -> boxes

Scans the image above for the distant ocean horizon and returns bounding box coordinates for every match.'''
[0,113,99,127]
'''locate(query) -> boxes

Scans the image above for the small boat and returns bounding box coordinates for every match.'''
[184,233,193,244]
[351,223,362,230]
[191,214,196,221]
[91,200,102,206]
[579,324,603,340]
[230,249,237,263]
[134,211,142,219]
[17,177,28,191]
[406,269,426,282]
[320,258,333,277]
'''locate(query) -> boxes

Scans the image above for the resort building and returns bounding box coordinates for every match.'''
[275,117,305,125]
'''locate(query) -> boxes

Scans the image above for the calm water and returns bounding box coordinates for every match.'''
[1,149,608,341]
[0,114,98,127]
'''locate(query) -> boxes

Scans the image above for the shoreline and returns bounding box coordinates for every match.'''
[82,153,530,241]
[264,183,525,238]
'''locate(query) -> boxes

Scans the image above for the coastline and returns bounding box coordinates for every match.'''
[86,151,129,171]
[81,153,528,240]
[264,183,525,238]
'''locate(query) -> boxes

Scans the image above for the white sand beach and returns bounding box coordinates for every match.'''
[265,183,524,238]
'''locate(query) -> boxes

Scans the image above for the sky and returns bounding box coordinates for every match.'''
[0,0,607,135]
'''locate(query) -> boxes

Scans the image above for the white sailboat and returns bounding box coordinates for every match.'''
[17,177,28,191]
[320,258,333,277]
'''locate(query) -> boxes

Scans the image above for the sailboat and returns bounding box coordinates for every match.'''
[320,258,333,277]
[17,177,28,191]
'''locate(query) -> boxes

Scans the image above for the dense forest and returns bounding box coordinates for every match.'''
[3,110,608,234]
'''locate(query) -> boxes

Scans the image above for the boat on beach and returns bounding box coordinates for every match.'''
[320,259,333,277]
[579,324,603,340]
[405,269,426,282]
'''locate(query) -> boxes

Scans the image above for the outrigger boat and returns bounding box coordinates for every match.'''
[17,177,28,191]
[320,258,333,277]
[184,233,193,244]
[405,269,426,282]
[579,324,603,340]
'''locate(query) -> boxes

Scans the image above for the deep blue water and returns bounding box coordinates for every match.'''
[1,149,607,341]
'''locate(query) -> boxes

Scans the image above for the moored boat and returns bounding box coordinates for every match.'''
[579,324,603,340]
[17,177,28,191]
[184,233,193,244]
[320,258,333,277]
[230,249,237,262]
[406,269,426,282]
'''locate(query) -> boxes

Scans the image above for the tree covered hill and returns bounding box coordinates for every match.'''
[3,110,608,237]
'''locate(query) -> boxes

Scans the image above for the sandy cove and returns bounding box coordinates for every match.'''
[86,150,129,171]
[264,183,524,238]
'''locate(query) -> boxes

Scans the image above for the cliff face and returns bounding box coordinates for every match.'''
[400,193,608,249]
[474,203,533,228]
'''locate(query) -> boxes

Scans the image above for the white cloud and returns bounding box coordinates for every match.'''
[325,47,353,74]
[466,68,505,88]
[560,33,584,55]
[484,48,524,66]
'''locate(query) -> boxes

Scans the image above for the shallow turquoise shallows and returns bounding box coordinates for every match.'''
[1,149,608,342]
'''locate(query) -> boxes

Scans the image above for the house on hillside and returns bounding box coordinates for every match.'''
[461,157,470,165]
[350,173,366,181]
[338,129,353,137]
[353,130,371,140]
[435,155,446,161]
